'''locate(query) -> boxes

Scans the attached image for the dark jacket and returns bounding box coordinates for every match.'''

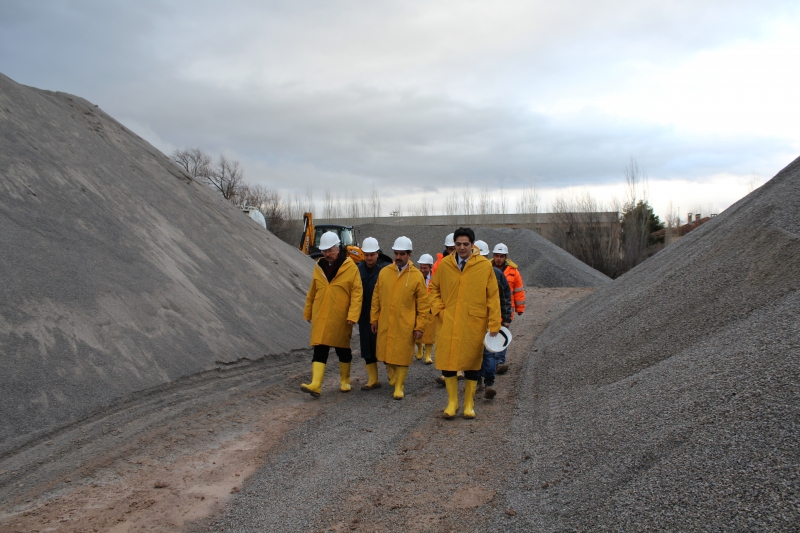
[494,267,512,324]
[357,253,392,324]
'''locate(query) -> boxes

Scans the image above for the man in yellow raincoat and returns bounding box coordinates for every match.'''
[414,253,437,364]
[429,227,501,419]
[370,236,430,400]
[301,231,363,397]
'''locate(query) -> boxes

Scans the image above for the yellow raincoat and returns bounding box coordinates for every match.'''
[429,253,501,371]
[371,262,430,366]
[420,273,440,344]
[303,257,363,348]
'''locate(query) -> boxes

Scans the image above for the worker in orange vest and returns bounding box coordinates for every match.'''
[431,233,455,276]
[492,243,525,375]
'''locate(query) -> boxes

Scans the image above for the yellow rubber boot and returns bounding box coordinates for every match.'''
[393,365,409,400]
[300,362,326,397]
[387,364,396,386]
[361,362,382,390]
[339,362,352,392]
[415,343,423,360]
[443,376,459,419]
[424,344,433,364]
[463,379,477,419]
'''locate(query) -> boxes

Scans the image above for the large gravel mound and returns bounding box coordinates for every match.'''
[355,224,610,288]
[0,73,313,453]
[503,156,800,531]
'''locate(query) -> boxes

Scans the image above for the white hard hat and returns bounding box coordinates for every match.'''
[392,236,413,251]
[444,233,455,247]
[493,243,509,255]
[418,253,434,265]
[319,231,341,251]
[475,240,490,256]
[484,326,512,353]
[361,237,379,253]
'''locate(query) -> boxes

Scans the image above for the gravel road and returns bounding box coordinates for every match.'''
[0,289,593,533]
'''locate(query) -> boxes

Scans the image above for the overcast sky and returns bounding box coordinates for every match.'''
[2,1,799,220]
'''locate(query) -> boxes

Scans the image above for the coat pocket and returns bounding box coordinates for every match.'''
[468,304,487,318]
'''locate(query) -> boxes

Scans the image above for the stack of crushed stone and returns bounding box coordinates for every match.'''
[0,73,314,454]
[354,224,610,288]
[500,156,800,531]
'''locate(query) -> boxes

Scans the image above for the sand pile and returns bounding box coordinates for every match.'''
[355,224,610,288]
[0,73,314,453]
[502,156,800,531]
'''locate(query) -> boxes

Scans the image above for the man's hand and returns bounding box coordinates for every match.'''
[307,319,311,324]
[347,320,355,326]
[371,323,378,334]
[489,330,499,337]
[413,330,423,340]
[501,322,510,328]
[517,311,523,316]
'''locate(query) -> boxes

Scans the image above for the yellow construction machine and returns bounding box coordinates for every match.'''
[299,212,365,263]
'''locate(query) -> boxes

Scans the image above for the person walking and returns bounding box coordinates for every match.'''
[370,237,430,400]
[475,240,512,399]
[415,253,437,364]
[357,237,392,390]
[431,233,455,276]
[492,243,525,374]
[301,231,363,397]
[429,228,501,419]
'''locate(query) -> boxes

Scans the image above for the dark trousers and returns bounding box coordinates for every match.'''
[357,322,378,365]
[312,345,352,364]
[442,370,479,380]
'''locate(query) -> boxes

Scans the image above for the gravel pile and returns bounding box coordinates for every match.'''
[501,156,800,531]
[0,73,314,453]
[356,223,610,288]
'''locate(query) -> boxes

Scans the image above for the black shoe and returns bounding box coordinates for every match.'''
[435,376,445,386]
[496,364,509,375]
[484,387,496,399]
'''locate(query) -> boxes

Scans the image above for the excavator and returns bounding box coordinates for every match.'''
[299,212,365,263]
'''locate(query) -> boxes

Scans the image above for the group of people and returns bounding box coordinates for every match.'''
[301,227,525,419]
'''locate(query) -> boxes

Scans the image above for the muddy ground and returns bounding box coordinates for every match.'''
[0,288,591,532]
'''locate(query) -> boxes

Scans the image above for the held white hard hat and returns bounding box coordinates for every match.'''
[361,237,380,253]
[444,233,455,247]
[493,243,509,255]
[484,326,512,353]
[392,236,413,251]
[475,240,490,256]
[319,231,341,251]
[418,253,434,265]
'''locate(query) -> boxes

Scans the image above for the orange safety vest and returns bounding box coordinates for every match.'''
[501,259,525,317]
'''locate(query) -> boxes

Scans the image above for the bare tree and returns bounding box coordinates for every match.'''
[550,190,622,278]
[478,187,491,215]
[444,190,459,216]
[620,157,653,270]
[411,196,431,217]
[171,148,212,181]
[498,188,508,218]
[209,154,243,200]
[461,188,474,216]
[516,184,539,215]
[368,184,382,218]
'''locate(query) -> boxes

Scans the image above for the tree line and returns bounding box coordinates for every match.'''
[173,148,665,277]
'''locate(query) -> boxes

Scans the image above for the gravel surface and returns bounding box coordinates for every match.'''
[355,224,610,288]
[501,156,800,531]
[197,289,592,533]
[0,72,314,454]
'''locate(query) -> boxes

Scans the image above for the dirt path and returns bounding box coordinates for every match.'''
[0,288,592,532]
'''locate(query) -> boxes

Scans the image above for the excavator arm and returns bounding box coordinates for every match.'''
[299,212,314,255]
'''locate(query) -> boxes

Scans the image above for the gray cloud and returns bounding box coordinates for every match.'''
[1,0,797,202]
